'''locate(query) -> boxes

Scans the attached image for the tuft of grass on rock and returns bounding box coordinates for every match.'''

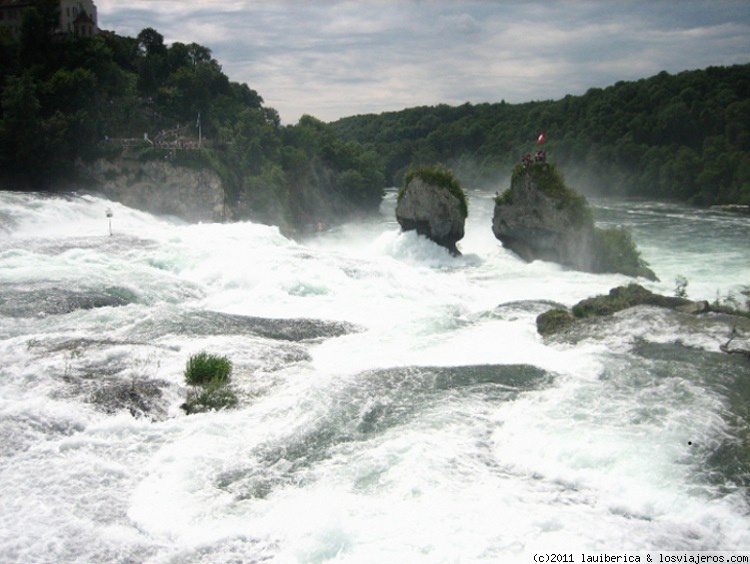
[184,351,232,387]
[181,352,237,414]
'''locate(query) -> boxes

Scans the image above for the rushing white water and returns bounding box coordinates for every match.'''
[1,189,749,563]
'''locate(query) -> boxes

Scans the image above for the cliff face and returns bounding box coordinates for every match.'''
[84,158,228,223]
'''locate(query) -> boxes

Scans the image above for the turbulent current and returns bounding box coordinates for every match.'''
[0,189,749,563]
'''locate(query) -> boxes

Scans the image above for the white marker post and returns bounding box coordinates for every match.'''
[106,208,113,236]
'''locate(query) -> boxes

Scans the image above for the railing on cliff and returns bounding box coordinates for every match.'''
[102,131,211,152]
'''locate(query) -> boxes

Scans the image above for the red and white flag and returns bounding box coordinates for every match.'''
[536,132,545,144]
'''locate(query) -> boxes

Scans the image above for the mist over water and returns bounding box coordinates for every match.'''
[1,189,749,562]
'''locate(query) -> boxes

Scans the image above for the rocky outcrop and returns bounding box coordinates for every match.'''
[493,163,593,269]
[536,283,710,336]
[396,167,467,255]
[493,163,656,280]
[536,283,750,361]
[84,157,228,222]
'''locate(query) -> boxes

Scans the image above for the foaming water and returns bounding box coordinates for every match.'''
[1,190,749,562]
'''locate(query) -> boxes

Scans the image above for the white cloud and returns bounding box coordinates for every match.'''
[98,1,750,123]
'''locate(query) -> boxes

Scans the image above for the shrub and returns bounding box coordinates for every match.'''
[674,275,689,298]
[184,351,232,387]
[181,352,237,414]
[592,226,656,280]
[495,188,513,206]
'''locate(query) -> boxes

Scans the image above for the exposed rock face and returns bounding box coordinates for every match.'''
[493,164,595,270]
[536,283,750,361]
[85,158,228,222]
[396,175,465,255]
[493,164,656,280]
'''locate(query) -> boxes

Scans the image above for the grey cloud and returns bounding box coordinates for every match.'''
[99,1,750,123]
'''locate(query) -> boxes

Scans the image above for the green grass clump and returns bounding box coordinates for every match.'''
[181,352,237,414]
[399,165,468,219]
[184,351,232,387]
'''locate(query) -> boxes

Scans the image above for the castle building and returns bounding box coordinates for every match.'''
[59,0,97,37]
[0,0,98,38]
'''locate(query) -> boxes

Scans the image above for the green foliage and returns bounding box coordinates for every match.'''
[571,283,684,318]
[674,275,689,298]
[332,63,750,206]
[182,352,237,414]
[495,188,513,206]
[0,24,385,227]
[400,165,468,218]
[536,308,575,336]
[592,226,656,280]
[278,115,385,225]
[183,380,239,414]
[519,163,593,226]
[184,351,232,387]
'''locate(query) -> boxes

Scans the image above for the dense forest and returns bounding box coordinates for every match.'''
[332,64,750,206]
[0,1,384,227]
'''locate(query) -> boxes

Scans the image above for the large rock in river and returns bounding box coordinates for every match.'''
[492,163,656,280]
[396,167,467,255]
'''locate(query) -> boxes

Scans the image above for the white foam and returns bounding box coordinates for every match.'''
[2,190,749,561]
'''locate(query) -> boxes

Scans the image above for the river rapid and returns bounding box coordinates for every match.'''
[0,189,749,563]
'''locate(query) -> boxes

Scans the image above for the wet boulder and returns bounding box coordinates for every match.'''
[396,166,467,255]
[536,283,711,336]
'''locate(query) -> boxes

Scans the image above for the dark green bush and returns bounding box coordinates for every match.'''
[495,188,513,206]
[592,226,656,280]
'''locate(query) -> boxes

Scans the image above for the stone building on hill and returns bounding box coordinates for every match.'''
[0,0,98,38]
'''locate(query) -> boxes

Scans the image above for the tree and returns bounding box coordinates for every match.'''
[0,72,43,173]
[136,27,167,58]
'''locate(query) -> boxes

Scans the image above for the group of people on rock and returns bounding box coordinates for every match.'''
[521,150,546,167]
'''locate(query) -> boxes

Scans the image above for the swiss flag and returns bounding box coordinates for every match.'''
[536,132,545,144]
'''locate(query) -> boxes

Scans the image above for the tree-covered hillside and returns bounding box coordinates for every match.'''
[0,2,383,228]
[3,1,746,219]
[332,64,750,206]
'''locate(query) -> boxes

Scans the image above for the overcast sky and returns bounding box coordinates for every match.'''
[97,1,750,125]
